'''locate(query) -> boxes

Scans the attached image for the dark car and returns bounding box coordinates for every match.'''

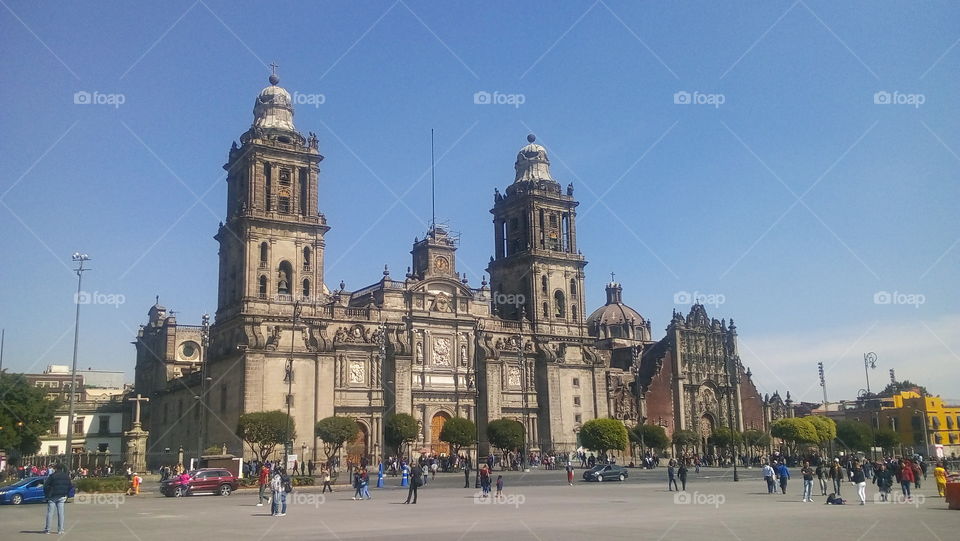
[582,464,628,482]
[0,477,47,505]
[160,468,238,497]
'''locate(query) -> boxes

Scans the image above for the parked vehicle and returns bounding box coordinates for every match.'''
[0,477,46,505]
[582,464,629,482]
[160,469,238,497]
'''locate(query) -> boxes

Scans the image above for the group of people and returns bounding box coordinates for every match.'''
[255,461,293,516]
[757,453,954,505]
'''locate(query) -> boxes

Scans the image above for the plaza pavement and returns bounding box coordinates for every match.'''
[2,467,954,540]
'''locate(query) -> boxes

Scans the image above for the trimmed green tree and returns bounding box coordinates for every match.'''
[384,413,419,457]
[486,418,525,457]
[439,417,476,457]
[237,410,296,463]
[804,415,837,448]
[315,416,359,463]
[770,417,818,455]
[671,429,699,453]
[707,427,742,449]
[579,418,628,459]
[873,428,901,454]
[629,424,670,451]
[0,373,59,456]
[835,419,874,452]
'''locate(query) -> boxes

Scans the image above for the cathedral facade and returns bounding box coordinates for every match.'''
[132,74,791,468]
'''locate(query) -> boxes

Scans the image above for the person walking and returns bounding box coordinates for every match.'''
[270,470,288,517]
[360,467,372,500]
[307,460,315,477]
[934,462,949,497]
[404,464,423,504]
[762,463,776,494]
[816,461,828,496]
[775,462,790,495]
[912,461,922,489]
[496,475,504,498]
[257,465,270,506]
[464,458,471,488]
[321,467,333,493]
[801,461,814,502]
[352,469,363,500]
[43,464,72,535]
[829,459,843,496]
[566,461,575,486]
[667,461,679,492]
[677,462,688,492]
[900,460,914,499]
[873,463,893,502]
[851,462,866,505]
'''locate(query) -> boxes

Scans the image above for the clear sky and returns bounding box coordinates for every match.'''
[1,1,957,403]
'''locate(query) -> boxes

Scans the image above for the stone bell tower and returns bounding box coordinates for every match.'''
[215,69,330,323]
[487,135,587,334]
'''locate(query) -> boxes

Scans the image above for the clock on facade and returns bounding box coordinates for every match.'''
[434,256,450,272]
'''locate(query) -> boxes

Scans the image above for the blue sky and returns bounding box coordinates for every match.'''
[1,1,957,402]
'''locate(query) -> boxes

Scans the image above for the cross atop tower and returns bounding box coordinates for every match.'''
[269,62,279,76]
[610,272,616,283]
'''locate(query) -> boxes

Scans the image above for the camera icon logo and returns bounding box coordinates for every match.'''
[673,291,692,304]
[673,491,691,504]
[873,91,891,105]
[673,91,691,105]
[74,91,92,105]
[474,91,492,105]
[873,291,892,305]
[74,291,92,305]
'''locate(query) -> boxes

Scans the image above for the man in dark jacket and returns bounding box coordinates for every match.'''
[404,464,423,504]
[43,464,73,535]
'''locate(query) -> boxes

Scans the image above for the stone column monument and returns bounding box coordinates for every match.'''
[123,394,150,473]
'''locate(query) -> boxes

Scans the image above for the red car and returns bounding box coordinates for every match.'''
[160,468,238,497]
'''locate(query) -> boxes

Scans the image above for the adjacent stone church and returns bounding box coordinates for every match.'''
[133,74,793,468]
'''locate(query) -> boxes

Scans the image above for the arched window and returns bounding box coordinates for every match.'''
[303,246,311,268]
[541,275,548,293]
[259,242,268,267]
[264,163,273,212]
[571,304,578,322]
[570,278,577,295]
[258,275,268,299]
[554,290,566,319]
[542,302,548,318]
[277,261,293,296]
[299,168,308,215]
[278,188,291,213]
[302,279,310,300]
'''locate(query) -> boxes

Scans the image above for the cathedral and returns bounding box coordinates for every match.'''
[133,73,794,468]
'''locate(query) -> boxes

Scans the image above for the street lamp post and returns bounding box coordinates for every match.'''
[196,314,210,462]
[284,302,302,469]
[726,355,740,482]
[65,253,90,471]
[863,352,877,395]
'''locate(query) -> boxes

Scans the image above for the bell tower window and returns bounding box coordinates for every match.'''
[299,168,308,215]
[259,242,268,269]
[278,188,291,214]
[302,279,310,300]
[303,247,311,270]
[258,275,268,299]
[569,278,577,295]
[541,275,548,293]
[277,261,293,297]
[554,290,566,319]
[264,163,273,212]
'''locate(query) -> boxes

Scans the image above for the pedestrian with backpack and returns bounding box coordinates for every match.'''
[404,464,423,504]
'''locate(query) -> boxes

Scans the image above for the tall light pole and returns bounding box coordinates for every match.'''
[726,354,740,482]
[284,301,301,468]
[863,352,877,394]
[818,362,833,458]
[196,314,210,462]
[65,253,90,470]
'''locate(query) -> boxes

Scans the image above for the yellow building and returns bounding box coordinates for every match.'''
[877,391,960,458]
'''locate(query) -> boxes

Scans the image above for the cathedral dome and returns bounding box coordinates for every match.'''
[514,133,555,182]
[253,74,296,132]
[586,282,651,341]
